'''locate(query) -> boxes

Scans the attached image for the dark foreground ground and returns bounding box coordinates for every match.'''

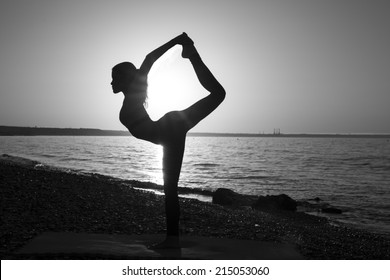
[1,157,389,259]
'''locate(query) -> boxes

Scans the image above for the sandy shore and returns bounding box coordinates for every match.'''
[1,155,389,259]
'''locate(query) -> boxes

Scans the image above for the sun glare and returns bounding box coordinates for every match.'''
[146,47,203,120]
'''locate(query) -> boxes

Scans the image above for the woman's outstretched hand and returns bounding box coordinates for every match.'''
[174,32,194,46]
[140,34,192,75]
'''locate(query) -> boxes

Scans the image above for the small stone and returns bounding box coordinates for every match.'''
[322,207,343,214]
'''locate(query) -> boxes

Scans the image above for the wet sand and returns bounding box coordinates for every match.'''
[1,155,389,259]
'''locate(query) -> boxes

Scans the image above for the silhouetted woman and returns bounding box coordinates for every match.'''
[111,33,225,248]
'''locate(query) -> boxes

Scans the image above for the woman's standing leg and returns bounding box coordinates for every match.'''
[151,135,185,249]
[163,139,185,233]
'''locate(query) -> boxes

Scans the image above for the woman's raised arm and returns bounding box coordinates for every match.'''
[139,33,191,74]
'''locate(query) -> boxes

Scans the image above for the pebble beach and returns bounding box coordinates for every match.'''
[1,155,389,259]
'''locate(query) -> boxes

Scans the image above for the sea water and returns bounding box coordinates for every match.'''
[1,135,389,236]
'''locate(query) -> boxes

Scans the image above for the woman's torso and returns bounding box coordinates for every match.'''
[120,98,160,143]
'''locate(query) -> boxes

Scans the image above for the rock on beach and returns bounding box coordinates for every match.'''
[212,188,297,212]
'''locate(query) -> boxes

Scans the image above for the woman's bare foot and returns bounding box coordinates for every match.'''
[148,236,181,249]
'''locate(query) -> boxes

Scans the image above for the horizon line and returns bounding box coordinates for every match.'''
[1,125,389,137]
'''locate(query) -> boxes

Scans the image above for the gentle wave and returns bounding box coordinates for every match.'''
[192,163,220,167]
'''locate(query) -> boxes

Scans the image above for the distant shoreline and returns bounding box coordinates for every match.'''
[1,125,389,138]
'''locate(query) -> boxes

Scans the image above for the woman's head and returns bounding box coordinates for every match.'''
[111,62,148,104]
[111,62,136,94]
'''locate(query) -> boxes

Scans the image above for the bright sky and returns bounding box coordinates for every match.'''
[1,0,389,134]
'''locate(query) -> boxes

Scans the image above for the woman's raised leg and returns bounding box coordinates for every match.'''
[180,43,226,130]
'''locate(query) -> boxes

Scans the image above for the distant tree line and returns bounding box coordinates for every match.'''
[0,126,130,136]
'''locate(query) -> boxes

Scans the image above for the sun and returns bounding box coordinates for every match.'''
[146,47,203,120]
[147,70,186,120]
